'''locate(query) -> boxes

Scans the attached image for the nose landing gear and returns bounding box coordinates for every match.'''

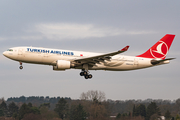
[19,62,23,69]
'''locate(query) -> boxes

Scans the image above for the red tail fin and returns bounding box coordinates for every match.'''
[136,34,175,59]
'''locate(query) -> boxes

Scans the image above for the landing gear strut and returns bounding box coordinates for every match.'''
[80,70,93,79]
[19,62,23,69]
[80,64,93,79]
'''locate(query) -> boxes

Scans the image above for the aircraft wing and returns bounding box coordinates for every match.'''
[72,46,129,66]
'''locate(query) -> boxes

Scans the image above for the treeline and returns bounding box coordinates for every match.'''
[6,96,71,111]
[131,102,171,120]
[7,96,71,104]
[0,90,180,120]
[0,99,61,120]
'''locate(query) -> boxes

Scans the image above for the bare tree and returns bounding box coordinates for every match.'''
[80,90,106,102]
[80,90,109,120]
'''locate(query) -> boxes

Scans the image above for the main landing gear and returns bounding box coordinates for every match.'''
[80,64,93,79]
[80,70,93,79]
[19,62,23,69]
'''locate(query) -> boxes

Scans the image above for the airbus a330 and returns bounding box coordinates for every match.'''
[3,34,175,79]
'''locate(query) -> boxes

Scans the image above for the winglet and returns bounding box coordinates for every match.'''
[120,46,129,51]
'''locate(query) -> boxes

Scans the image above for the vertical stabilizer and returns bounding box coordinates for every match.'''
[136,34,175,59]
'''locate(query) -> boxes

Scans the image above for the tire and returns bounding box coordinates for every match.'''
[80,72,84,76]
[88,74,92,79]
[83,71,88,75]
[84,75,89,79]
[19,66,23,69]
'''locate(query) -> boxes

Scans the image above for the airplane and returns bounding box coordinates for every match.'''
[3,34,175,79]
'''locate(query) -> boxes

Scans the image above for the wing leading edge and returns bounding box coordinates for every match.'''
[72,46,129,66]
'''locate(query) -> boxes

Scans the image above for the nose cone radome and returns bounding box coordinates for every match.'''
[3,51,7,57]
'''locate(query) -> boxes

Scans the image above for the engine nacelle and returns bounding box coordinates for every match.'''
[53,60,71,71]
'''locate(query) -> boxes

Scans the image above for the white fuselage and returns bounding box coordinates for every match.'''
[3,46,168,71]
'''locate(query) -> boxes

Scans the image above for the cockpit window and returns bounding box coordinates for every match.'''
[7,49,13,51]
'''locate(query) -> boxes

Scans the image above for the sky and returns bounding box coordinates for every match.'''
[0,0,180,101]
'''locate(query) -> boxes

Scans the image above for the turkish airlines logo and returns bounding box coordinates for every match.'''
[150,41,168,59]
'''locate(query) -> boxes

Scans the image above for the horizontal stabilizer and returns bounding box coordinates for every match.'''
[151,58,175,65]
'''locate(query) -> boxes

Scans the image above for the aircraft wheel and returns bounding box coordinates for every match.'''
[88,74,92,79]
[83,71,88,75]
[84,75,89,79]
[19,66,23,69]
[80,72,84,76]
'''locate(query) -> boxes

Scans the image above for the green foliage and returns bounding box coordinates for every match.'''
[164,110,171,119]
[176,114,180,120]
[116,113,121,119]
[69,104,87,120]
[19,96,26,103]
[54,98,68,119]
[0,101,7,109]
[136,104,146,117]
[122,113,127,117]
[0,109,4,117]
[31,106,40,114]
[12,113,18,119]
[27,102,33,107]
[3,95,180,120]
[132,104,146,119]
[0,101,8,116]
[39,103,50,109]
[40,106,59,120]
[18,103,40,120]
[8,102,19,117]
[146,102,160,120]
[18,103,31,119]
[7,96,70,105]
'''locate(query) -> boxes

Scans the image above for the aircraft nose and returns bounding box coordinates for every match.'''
[3,51,7,57]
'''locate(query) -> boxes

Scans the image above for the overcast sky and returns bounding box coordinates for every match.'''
[0,0,180,101]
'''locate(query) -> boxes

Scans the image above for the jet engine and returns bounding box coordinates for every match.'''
[53,60,71,71]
